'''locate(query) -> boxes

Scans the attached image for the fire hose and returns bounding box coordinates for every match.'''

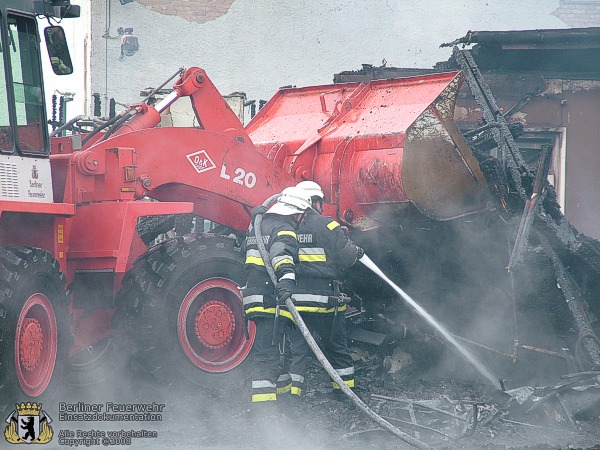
[252,202,434,450]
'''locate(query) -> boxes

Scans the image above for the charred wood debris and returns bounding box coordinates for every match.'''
[452,47,600,370]
[367,48,600,445]
[327,49,600,446]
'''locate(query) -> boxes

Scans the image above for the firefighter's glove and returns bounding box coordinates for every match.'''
[250,205,268,224]
[356,246,365,260]
[276,279,295,305]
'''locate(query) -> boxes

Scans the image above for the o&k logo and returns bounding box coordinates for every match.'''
[4,402,53,444]
[186,150,216,174]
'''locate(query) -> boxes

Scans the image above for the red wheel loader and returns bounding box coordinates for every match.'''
[2,0,599,412]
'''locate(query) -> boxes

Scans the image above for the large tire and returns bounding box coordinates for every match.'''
[0,246,68,414]
[115,234,255,388]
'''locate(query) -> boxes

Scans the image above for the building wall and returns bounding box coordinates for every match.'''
[455,75,600,239]
[552,0,600,27]
[87,0,568,117]
[135,0,234,23]
[559,84,600,237]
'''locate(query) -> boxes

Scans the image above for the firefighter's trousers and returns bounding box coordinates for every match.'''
[250,317,288,406]
[281,313,354,398]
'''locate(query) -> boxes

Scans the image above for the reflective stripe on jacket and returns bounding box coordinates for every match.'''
[243,214,299,321]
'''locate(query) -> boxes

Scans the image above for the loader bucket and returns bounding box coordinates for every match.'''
[247,71,491,229]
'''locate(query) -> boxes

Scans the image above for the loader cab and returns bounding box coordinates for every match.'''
[0,0,77,202]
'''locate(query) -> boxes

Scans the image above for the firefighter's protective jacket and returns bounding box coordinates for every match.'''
[242,214,299,323]
[293,210,359,314]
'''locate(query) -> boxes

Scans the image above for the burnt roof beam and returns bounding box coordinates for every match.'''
[442,27,600,50]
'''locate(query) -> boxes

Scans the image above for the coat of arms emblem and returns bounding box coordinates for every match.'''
[4,402,53,444]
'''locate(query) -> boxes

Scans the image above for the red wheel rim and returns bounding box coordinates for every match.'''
[178,278,255,372]
[15,294,58,397]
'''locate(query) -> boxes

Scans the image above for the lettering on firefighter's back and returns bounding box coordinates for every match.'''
[247,234,313,245]
[246,235,270,245]
[297,233,313,243]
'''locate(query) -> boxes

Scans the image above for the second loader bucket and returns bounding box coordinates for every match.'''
[247,71,491,229]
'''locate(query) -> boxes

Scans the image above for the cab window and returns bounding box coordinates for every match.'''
[7,14,46,155]
[0,15,13,152]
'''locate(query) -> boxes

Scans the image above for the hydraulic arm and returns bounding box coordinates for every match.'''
[51,68,295,232]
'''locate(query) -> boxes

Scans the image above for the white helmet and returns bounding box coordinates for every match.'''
[296,180,324,201]
[266,186,311,216]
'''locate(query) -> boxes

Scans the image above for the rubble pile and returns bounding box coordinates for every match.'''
[285,354,600,450]
[60,334,600,450]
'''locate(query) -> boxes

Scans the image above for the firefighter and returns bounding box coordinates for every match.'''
[279,180,364,404]
[242,186,312,413]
